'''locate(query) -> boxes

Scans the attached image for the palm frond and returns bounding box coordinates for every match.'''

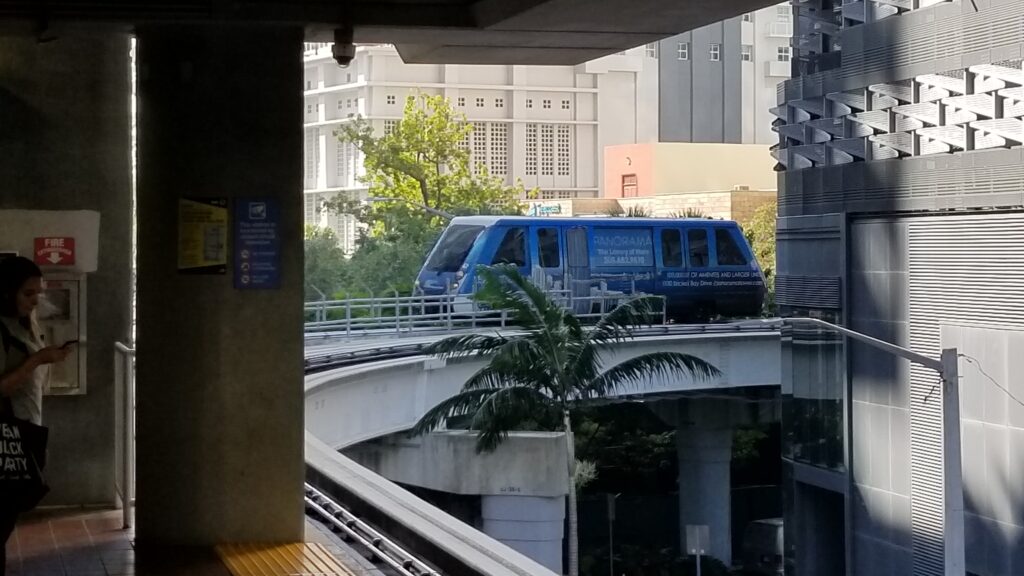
[473,265,548,331]
[578,351,721,400]
[423,333,508,360]
[469,386,557,452]
[410,388,503,437]
[588,296,663,346]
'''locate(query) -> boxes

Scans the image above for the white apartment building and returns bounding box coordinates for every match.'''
[302,43,659,252]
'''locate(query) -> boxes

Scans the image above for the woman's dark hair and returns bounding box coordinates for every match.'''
[0,256,43,317]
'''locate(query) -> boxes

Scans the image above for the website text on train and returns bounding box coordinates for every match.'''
[414,216,767,322]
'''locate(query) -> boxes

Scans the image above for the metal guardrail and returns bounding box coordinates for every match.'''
[304,287,667,336]
[114,341,135,530]
[306,483,441,576]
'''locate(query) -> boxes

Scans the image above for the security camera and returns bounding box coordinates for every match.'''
[332,27,355,67]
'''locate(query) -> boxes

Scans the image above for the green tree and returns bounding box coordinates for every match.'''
[303,225,347,301]
[741,200,777,315]
[325,93,530,295]
[411,265,720,576]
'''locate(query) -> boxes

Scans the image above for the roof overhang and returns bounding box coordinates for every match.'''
[0,0,780,64]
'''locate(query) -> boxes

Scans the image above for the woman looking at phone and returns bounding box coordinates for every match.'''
[0,256,73,576]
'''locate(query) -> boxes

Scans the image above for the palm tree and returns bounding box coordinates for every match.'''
[411,265,721,576]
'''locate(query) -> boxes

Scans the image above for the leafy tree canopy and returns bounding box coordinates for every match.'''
[322,93,531,296]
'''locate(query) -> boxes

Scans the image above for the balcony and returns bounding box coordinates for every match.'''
[766,60,792,78]
[767,21,793,37]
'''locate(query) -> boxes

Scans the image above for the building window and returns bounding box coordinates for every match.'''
[540,125,554,176]
[777,46,792,62]
[476,97,485,107]
[645,43,658,58]
[306,80,312,90]
[346,73,352,83]
[383,120,397,136]
[526,98,533,109]
[458,97,465,107]
[742,13,753,22]
[337,100,344,110]
[471,126,487,174]
[543,99,551,109]
[495,98,505,108]
[677,42,689,60]
[556,125,571,177]
[490,123,509,176]
[525,124,538,176]
[622,174,638,198]
[741,45,753,62]
[776,5,791,23]
[304,129,319,181]
[306,104,313,114]
[561,100,570,110]
[710,43,721,62]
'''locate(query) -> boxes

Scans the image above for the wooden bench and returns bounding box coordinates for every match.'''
[216,543,356,576]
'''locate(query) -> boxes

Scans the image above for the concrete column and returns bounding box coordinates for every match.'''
[677,427,733,565]
[481,495,565,573]
[134,25,305,545]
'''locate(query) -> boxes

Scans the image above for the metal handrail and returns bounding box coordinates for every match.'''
[114,342,135,529]
[304,288,667,337]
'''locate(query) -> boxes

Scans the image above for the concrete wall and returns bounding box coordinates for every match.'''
[603,143,776,198]
[344,431,569,498]
[0,34,132,505]
[134,25,305,545]
[617,189,776,222]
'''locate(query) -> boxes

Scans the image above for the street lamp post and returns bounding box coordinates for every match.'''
[773,317,964,576]
[364,196,454,220]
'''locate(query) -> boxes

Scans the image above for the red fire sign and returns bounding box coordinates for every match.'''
[34,237,76,266]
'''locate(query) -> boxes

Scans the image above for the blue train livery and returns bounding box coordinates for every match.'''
[414,216,766,321]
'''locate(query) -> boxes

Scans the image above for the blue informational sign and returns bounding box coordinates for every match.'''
[591,228,654,267]
[234,198,281,290]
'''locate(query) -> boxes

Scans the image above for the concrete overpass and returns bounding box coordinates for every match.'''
[305,325,782,570]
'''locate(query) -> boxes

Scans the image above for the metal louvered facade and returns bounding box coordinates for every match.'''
[777,0,1024,573]
[908,214,1024,576]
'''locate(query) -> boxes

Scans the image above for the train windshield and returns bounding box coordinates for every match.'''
[423,224,485,272]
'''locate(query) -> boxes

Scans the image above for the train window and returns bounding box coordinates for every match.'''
[566,227,589,267]
[688,229,709,267]
[424,224,485,272]
[492,227,527,267]
[538,228,561,268]
[715,228,748,265]
[661,229,683,267]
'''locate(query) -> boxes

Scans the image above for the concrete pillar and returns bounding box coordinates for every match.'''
[677,427,733,565]
[134,25,305,545]
[481,495,565,573]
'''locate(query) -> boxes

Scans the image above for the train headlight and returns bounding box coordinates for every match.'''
[456,270,465,279]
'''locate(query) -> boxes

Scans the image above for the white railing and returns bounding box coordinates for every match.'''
[304,282,666,336]
[114,342,135,529]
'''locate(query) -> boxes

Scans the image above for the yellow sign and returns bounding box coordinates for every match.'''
[178,197,228,274]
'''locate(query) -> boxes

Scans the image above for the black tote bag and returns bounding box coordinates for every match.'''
[0,399,49,513]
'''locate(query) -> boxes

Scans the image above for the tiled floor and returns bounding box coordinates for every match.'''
[3,508,365,576]
[5,508,149,576]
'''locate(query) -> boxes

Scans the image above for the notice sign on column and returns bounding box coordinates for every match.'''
[178,197,228,274]
[234,198,280,290]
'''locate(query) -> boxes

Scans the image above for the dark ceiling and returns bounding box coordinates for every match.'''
[0,0,782,64]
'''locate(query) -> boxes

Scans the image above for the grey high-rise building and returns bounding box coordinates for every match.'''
[658,3,793,145]
[775,0,1024,575]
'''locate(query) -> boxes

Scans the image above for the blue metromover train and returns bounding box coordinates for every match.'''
[415,216,766,321]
